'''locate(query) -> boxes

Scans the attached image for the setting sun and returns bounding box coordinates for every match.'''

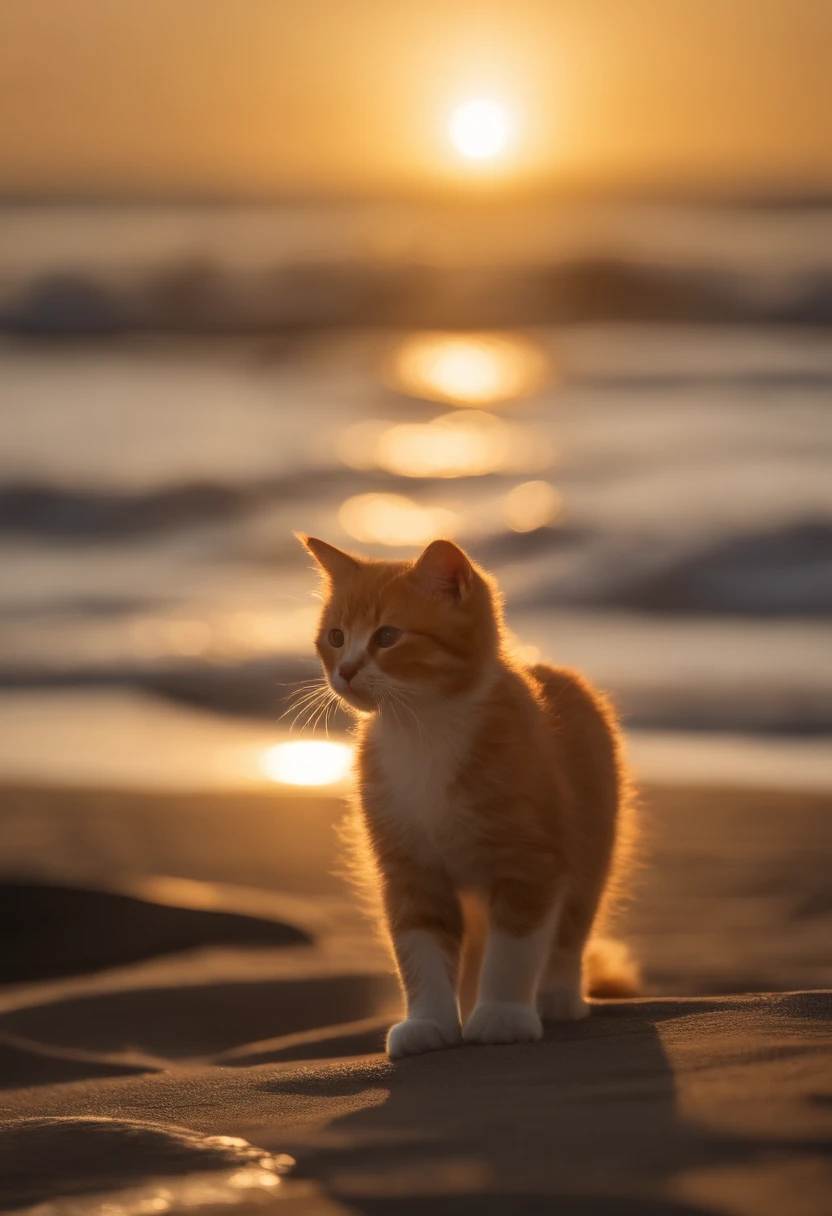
[449,99,510,161]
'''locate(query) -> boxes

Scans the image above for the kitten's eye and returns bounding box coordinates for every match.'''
[374,626,402,649]
[328,628,344,648]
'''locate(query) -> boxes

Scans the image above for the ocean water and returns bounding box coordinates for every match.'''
[1,323,830,738]
[0,203,830,741]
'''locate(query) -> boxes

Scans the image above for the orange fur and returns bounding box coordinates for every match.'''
[299,534,640,1056]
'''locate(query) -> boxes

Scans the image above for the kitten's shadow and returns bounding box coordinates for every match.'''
[263,1001,824,1216]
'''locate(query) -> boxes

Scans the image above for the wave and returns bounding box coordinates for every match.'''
[1,483,830,620]
[513,519,832,619]
[4,257,832,335]
[0,480,259,539]
[0,517,829,740]
[1,649,829,737]
[0,471,355,540]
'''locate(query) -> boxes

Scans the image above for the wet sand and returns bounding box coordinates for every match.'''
[0,778,830,1214]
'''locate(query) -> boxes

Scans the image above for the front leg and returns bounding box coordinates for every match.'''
[382,859,463,1059]
[463,879,563,1046]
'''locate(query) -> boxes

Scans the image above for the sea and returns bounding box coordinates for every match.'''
[0,199,830,780]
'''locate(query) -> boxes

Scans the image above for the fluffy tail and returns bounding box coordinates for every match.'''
[584,936,641,999]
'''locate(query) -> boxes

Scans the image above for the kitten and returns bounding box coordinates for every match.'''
[299,534,640,1058]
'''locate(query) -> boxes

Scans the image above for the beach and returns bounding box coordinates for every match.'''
[0,751,830,1213]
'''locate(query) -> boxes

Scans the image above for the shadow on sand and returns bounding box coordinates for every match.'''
[259,1001,831,1215]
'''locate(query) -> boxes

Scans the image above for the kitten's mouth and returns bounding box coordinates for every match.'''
[332,682,377,712]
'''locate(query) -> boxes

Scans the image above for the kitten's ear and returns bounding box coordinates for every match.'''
[413,539,473,601]
[296,534,361,582]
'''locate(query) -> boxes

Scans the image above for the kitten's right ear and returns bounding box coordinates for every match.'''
[296,533,361,582]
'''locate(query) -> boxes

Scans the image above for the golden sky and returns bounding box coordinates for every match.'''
[1,0,830,197]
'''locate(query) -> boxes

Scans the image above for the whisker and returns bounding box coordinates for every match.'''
[282,680,329,705]
[378,686,405,732]
[308,691,337,735]
[284,686,332,733]
[282,685,328,710]
[387,685,428,744]
[323,692,340,737]
[321,697,333,738]
[278,688,329,725]
[280,677,330,706]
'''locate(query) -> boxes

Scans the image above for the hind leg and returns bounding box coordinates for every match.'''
[538,946,589,1021]
[538,899,594,1022]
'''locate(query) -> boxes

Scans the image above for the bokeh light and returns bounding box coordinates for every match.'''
[374,410,553,479]
[450,100,510,160]
[339,493,457,546]
[388,332,547,407]
[503,480,562,532]
[259,741,353,787]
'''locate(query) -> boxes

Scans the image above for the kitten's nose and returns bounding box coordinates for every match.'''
[338,661,361,684]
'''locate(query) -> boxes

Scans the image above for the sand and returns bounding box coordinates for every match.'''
[0,779,830,1214]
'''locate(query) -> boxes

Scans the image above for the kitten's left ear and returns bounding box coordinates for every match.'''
[296,533,361,582]
[413,539,473,601]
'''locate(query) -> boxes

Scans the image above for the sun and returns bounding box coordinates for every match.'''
[449,99,510,161]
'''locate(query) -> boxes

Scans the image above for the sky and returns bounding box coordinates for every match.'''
[1,0,830,198]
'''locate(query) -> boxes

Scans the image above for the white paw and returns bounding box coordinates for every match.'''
[386,1017,461,1059]
[463,1002,543,1046]
[539,984,590,1022]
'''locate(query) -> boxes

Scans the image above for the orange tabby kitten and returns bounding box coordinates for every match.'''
[300,534,640,1058]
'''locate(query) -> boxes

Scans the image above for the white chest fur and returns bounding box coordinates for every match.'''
[366,699,478,860]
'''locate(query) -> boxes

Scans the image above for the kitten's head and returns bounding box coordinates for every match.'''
[298,535,502,714]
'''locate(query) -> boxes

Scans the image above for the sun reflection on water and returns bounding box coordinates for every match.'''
[388,332,548,407]
[339,493,457,545]
[17,1126,297,1216]
[374,410,552,479]
[260,741,353,787]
